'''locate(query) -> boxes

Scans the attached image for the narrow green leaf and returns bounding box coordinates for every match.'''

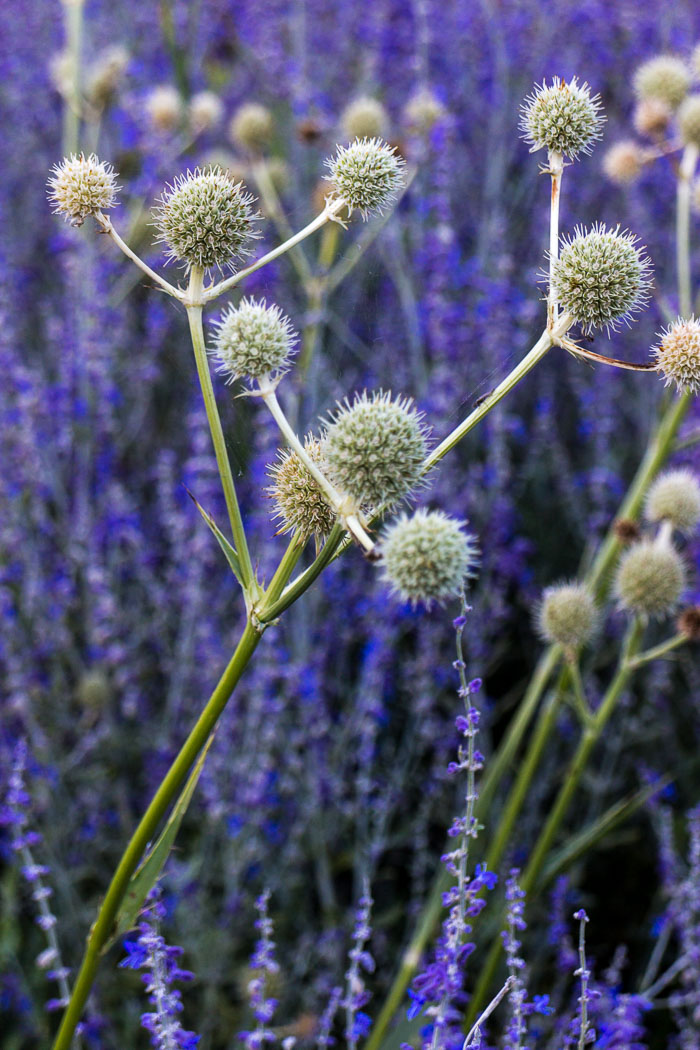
[186,487,243,583]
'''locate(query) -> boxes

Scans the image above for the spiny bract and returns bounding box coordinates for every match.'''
[646,469,700,535]
[211,298,297,382]
[519,77,605,159]
[267,437,337,540]
[615,538,686,619]
[653,318,700,393]
[633,55,690,109]
[325,138,405,218]
[321,391,428,509]
[551,224,652,332]
[536,582,598,650]
[47,153,119,226]
[381,509,479,607]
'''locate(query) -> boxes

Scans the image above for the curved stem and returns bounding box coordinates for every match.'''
[257,523,346,622]
[547,150,564,329]
[96,213,182,301]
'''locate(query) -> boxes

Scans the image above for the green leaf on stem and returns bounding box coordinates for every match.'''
[186,487,243,583]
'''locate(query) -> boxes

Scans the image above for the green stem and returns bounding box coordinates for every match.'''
[676,143,698,318]
[626,633,686,670]
[258,523,346,622]
[61,0,84,157]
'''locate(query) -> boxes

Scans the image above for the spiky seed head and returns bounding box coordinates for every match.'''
[536,582,598,650]
[633,97,673,137]
[381,509,479,607]
[653,317,700,393]
[633,55,690,109]
[267,436,337,540]
[189,91,224,134]
[47,153,119,226]
[321,391,429,509]
[340,97,389,140]
[519,77,605,160]
[602,141,645,184]
[678,95,700,148]
[229,102,274,151]
[211,298,297,383]
[324,138,406,219]
[646,469,700,534]
[145,84,183,132]
[551,224,652,333]
[615,537,686,619]
[403,88,447,133]
[678,606,700,641]
[153,167,260,272]
[86,45,129,108]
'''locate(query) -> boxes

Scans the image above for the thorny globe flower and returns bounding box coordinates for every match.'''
[267,436,337,540]
[229,102,274,152]
[325,138,406,219]
[403,88,447,133]
[321,390,428,509]
[211,297,297,382]
[678,95,700,148]
[615,537,686,619]
[536,582,598,650]
[646,469,700,535]
[340,97,389,140]
[653,317,700,393]
[47,153,119,227]
[381,509,479,608]
[633,55,691,109]
[519,77,605,159]
[189,91,224,134]
[551,224,653,333]
[154,167,261,272]
[145,84,183,132]
[602,141,644,185]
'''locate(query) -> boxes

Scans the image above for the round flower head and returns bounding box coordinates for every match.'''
[322,390,429,509]
[646,469,700,535]
[551,224,652,333]
[381,509,479,608]
[267,436,336,540]
[189,91,224,134]
[325,138,406,218]
[145,84,183,132]
[633,55,690,109]
[153,166,260,272]
[615,537,686,619]
[678,95,700,148]
[47,153,119,226]
[340,97,389,140]
[653,317,700,393]
[633,97,672,138]
[211,298,297,383]
[229,102,274,152]
[403,88,447,133]
[519,77,605,159]
[536,582,598,650]
[602,141,644,185]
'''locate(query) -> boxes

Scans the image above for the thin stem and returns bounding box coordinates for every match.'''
[61,0,84,157]
[462,977,516,1050]
[568,658,594,727]
[260,531,306,611]
[252,160,314,286]
[96,212,182,301]
[547,151,564,329]
[576,912,590,1050]
[257,523,346,622]
[677,143,698,317]
[626,633,686,670]
[557,336,658,372]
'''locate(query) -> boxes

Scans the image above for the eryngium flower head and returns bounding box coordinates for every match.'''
[154,167,260,271]
[615,538,686,619]
[403,88,447,132]
[551,224,652,333]
[653,317,700,393]
[47,153,119,226]
[340,97,389,140]
[267,437,336,540]
[321,391,428,508]
[678,95,700,148]
[633,55,690,109]
[633,97,672,137]
[189,91,224,134]
[229,102,274,151]
[325,138,405,218]
[646,469,700,534]
[212,298,297,382]
[536,582,598,650]
[602,141,644,184]
[519,77,604,159]
[381,509,479,607]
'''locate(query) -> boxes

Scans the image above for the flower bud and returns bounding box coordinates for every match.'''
[324,137,406,218]
[678,606,700,641]
[340,96,389,140]
[381,509,479,607]
[519,77,604,159]
[229,102,274,152]
[267,437,336,539]
[615,537,686,619]
[653,317,700,393]
[212,298,297,382]
[47,153,119,226]
[145,84,183,132]
[678,95,700,148]
[536,582,598,650]
[633,97,672,137]
[646,469,700,534]
[403,88,446,133]
[633,55,690,109]
[602,141,644,184]
[189,91,224,134]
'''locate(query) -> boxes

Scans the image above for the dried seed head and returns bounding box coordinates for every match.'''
[211,298,297,382]
[189,91,224,134]
[86,45,129,108]
[678,94,700,148]
[267,436,336,540]
[321,391,429,509]
[633,97,673,137]
[47,153,119,226]
[633,55,691,109]
[403,88,447,133]
[229,102,274,152]
[678,606,700,641]
[324,137,406,218]
[153,166,261,272]
[646,469,700,534]
[381,509,479,607]
[340,97,389,140]
[536,582,598,650]
[145,84,183,132]
[551,224,652,333]
[602,141,645,184]
[613,518,641,545]
[653,317,700,393]
[615,537,686,619]
[519,77,605,159]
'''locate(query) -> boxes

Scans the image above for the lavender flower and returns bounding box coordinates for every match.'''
[239,890,280,1050]
[342,883,375,1050]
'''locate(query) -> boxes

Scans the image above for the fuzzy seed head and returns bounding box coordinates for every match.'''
[615,538,686,619]
[47,153,119,226]
[551,224,652,333]
[340,97,389,140]
[212,298,297,382]
[322,391,428,509]
[678,95,700,148]
[267,437,336,540]
[653,317,700,393]
[646,469,700,534]
[154,167,260,271]
[633,55,690,109]
[145,84,183,132]
[86,45,129,108]
[536,582,598,650]
[633,97,673,137]
[381,510,479,607]
[602,141,644,184]
[189,91,224,134]
[519,77,605,159]
[229,102,274,151]
[325,138,406,218]
[403,88,447,132]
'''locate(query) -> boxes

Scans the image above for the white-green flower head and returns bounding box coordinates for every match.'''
[634,55,690,109]
[536,582,598,650]
[519,77,605,160]
[321,390,429,509]
[47,153,119,227]
[267,436,336,540]
[325,138,406,219]
[229,102,275,152]
[653,317,700,394]
[340,97,389,141]
[154,166,261,272]
[615,537,686,619]
[381,509,479,608]
[211,297,298,383]
[678,95,700,148]
[551,224,653,333]
[646,469,700,535]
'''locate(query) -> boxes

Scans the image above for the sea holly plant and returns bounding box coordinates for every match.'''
[42,74,699,1050]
